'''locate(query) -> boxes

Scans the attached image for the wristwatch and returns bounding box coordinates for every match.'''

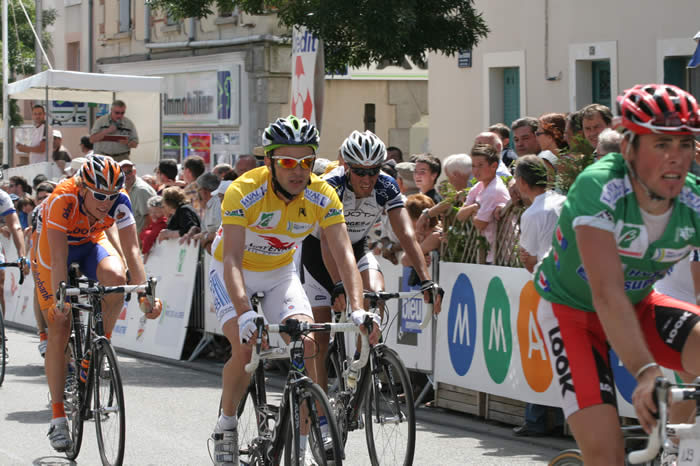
[421,208,430,218]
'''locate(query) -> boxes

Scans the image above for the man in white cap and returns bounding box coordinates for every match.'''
[51,129,72,171]
[120,159,156,235]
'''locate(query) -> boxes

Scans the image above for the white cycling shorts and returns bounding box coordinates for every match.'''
[208,258,313,327]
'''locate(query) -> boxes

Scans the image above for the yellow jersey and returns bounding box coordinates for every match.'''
[211,166,345,272]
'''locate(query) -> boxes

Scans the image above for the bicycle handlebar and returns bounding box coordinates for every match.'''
[56,277,158,310]
[0,257,27,285]
[627,377,670,464]
[363,290,435,329]
[244,318,370,375]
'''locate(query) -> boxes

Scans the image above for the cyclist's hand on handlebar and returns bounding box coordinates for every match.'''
[420,280,444,315]
[19,257,29,276]
[47,302,71,325]
[631,365,665,434]
[139,295,162,320]
[238,310,262,345]
[351,310,381,345]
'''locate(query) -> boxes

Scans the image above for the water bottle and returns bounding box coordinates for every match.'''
[79,352,91,384]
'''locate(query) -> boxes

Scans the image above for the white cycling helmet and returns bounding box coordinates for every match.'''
[339,130,387,167]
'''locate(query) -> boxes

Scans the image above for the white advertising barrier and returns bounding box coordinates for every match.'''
[110,239,198,360]
[435,262,653,419]
[1,235,37,328]
[376,256,433,373]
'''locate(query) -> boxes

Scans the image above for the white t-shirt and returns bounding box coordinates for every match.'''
[655,250,699,304]
[29,123,47,164]
[519,190,566,262]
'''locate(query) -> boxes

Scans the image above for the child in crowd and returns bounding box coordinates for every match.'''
[455,143,510,264]
[139,195,168,258]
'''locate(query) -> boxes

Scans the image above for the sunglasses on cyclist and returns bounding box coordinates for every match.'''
[349,166,381,177]
[87,187,120,202]
[271,155,315,170]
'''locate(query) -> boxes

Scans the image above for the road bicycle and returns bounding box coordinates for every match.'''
[228,292,372,466]
[550,377,700,465]
[0,257,27,387]
[59,263,157,466]
[325,289,434,466]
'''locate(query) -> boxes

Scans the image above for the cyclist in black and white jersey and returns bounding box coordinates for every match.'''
[301,130,442,392]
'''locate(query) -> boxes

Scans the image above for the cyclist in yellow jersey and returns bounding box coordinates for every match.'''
[208,116,378,466]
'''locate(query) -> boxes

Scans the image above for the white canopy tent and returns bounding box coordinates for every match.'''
[6,70,164,166]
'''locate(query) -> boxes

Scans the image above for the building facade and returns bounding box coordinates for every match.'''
[428,0,700,159]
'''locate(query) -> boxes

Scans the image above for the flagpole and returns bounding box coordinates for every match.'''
[2,0,8,167]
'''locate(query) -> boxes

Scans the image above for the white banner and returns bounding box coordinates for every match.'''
[2,236,36,328]
[111,239,198,360]
[202,252,222,336]
[291,26,324,128]
[377,257,433,372]
[435,262,644,418]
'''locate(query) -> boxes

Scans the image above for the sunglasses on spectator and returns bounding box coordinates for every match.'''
[87,186,120,202]
[349,166,381,177]
[271,155,315,170]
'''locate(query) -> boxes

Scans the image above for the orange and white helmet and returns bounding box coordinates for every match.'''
[79,155,124,192]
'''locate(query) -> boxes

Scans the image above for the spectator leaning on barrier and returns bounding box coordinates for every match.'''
[79,135,93,156]
[120,159,157,235]
[156,158,180,194]
[581,103,613,149]
[182,155,206,214]
[417,153,473,231]
[233,154,257,177]
[158,186,201,241]
[9,176,32,197]
[16,104,47,164]
[474,131,512,177]
[413,153,443,204]
[513,154,567,437]
[456,144,511,264]
[536,113,568,155]
[386,145,403,163]
[489,123,518,168]
[187,172,222,254]
[89,100,138,162]
[595,128,623,159]
[140,195,168,256]
[404,193,441,268]
[395,162,419,195]
[512,117,542,157]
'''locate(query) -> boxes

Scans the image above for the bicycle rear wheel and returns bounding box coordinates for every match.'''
[285,380,344,466]
[64,339,85,460]
[0,308,5,386]
[364,346,415,466]
[93,341,125,466]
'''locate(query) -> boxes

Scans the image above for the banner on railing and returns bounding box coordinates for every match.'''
[111,239,198,360]
[435,262,644,418]
[1,236,36,328]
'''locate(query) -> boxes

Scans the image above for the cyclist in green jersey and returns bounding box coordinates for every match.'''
[534,84,700,465]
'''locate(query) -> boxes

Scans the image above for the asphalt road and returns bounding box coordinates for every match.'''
[0,326,574,465]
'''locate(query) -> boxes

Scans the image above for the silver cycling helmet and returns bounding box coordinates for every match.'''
[339,130,387,166]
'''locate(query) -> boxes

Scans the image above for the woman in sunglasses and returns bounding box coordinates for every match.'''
[208,115,378,464]
[33,154,163,453]
[300,129,443,396]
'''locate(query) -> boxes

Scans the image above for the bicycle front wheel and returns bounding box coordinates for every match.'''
[549,448,584,465]
[364,346,416,466]
[0,308,5,386]
[93,341,126,466]
[285,380,344,466]
[64,339,85,460]
[326,342,349,446]
[236,382,263,462]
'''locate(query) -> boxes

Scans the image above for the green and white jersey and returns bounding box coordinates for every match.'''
[535,152,700,311]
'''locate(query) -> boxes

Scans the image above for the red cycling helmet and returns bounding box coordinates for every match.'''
[616,84,700,135]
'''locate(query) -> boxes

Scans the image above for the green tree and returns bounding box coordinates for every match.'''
[1,1,56,125]
[148,0,489,72]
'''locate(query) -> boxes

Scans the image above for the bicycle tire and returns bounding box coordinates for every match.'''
[237,383,263,463]
[326,343,349,446]
[284,380,344,466]
[0,307,5,386]
[364,346,416,466]
[549,448,584,466]
[94,341,126,466]
[64,339,85,461]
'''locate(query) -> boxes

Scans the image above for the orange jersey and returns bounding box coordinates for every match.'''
[39,176,135,246]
